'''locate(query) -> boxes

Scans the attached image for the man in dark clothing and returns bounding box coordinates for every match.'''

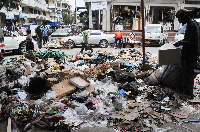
[22,29,34,52]
[35,26,43,49]
[174,9,200,97]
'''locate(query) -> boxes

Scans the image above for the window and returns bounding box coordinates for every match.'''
[90,32,101,35]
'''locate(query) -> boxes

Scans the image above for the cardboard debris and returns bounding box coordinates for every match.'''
[144,107,160,119]
[163,114,172,123]
[86,84,96,93]
[127,103,139,109]
[151,124,158,130]
[169,112,188,119]
[24,65,32,75]
[51,79,76,98]
[188,99,200,103]
[113,108,139,121]
[110,62,120,70]
[69,76,90,88]
[47,78,59,87]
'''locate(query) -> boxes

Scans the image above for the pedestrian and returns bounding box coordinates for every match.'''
[35,25,43,49]
[80,29,93,54]
[174,8,200,98]
[22,29,34,52]
[18,26,24,36]
[129,30,136,43]
[42,24,49,45]
[115,30,123,49]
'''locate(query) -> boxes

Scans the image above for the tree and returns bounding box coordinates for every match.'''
[63,14,72,25]
[80,13,88,23]
[0,0,21,10]
[63,12,76,25]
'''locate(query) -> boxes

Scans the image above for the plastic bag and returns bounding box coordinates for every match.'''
[157,65,180,88]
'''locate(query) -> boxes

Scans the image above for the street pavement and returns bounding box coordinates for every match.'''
[3,46,160,59]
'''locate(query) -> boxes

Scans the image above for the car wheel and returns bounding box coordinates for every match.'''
[62,42,68,49]
[69,40,75,48]
[99,39,108,48]
[18,43,26,55]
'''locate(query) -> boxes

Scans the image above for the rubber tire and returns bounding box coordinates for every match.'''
[99,39,108,48]
[69,40,75,48]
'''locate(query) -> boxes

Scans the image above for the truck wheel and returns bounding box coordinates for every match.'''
[18,43,26,55]
[99,39,108,48]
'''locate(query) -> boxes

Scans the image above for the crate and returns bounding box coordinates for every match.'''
[158,48,181,65]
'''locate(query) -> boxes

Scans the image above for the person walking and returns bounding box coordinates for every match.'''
[80,29,93,54]
[35,25,43,49]
[174,8,200,98]
[115,30,123,49]
[42,24,49,45]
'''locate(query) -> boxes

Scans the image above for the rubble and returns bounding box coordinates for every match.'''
[0,49,199,131]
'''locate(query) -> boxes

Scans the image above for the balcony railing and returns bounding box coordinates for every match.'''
[48,4,57,9]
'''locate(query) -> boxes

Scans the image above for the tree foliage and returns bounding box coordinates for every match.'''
[63,12,76,25]
[80,13,88,23]
[0,0,21,10]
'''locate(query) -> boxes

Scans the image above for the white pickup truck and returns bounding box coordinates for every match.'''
[144,24,168,46]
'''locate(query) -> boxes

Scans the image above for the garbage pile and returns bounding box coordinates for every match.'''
[0,49,200,132]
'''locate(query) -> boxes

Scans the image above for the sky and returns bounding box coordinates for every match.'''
[67,0,86,11]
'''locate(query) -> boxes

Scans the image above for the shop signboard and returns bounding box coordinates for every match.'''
[91,2,107,10]
[5,12,14,19]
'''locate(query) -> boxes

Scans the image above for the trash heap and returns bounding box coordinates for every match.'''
[0,49,200,132]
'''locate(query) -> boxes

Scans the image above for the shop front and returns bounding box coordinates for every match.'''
[85,0,200,31]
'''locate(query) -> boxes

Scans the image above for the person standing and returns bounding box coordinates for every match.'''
[35,25,43,49]
[80,29,93,53]
[42,24,49,45]
[129,30,136,43]
[21,29,34,52]
[174,9,200,98]
[18,26,24,36]
[115,30,123,49]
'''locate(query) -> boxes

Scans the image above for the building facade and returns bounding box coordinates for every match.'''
[62,0,72,15]
[85,0,200,31]
[0,0,72,28]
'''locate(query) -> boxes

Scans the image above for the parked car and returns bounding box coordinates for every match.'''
[50,29,71,40]
[2,29,37,54]
[63,30,115,48]
[174,18,200,42]
[144,24,168,46]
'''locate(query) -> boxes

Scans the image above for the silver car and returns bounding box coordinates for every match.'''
[63,30,115,48]
[50,29,70,40]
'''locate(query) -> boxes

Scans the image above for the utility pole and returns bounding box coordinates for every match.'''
[141,0,145,72]
[75,0,77,26]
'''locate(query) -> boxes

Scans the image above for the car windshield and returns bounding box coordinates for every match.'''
[177,24,187,34]
[145,26,160,33]
[55,30,67,33]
